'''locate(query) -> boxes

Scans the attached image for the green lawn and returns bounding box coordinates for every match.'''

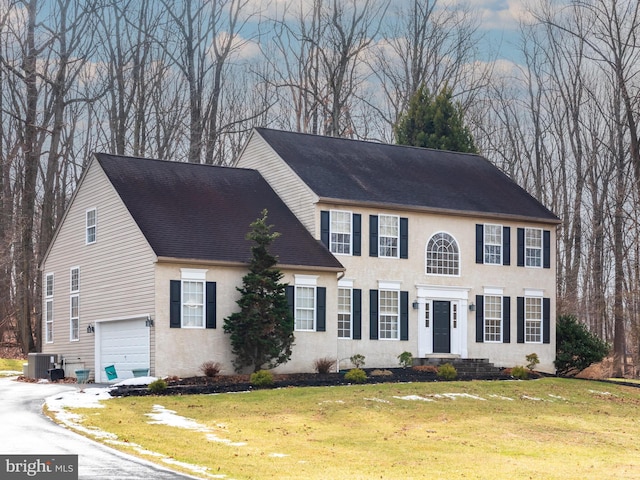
[62,378,640,479]
[0,358,25,375]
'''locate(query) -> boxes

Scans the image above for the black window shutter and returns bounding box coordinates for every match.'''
[369,215,378,257]
[400,291,409,340]
[170,280,181,328]
[517,297,525,343]
[517,228,525,267]
[369,290,379,340]
[316,287,326,332]
[476,224,484,264]
[352,289,362,339]
[503,226,511,266]
[320,211,330,249]
[206,282,216,329]
[475,295,484,343]
[285,286,295,321]
[400,218,409,259]
[543,297,551,344]
[503,296,511,343]
[353,214,361,256]
[543,230,551,269]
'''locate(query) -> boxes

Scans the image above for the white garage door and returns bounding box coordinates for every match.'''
[99,318,149,382]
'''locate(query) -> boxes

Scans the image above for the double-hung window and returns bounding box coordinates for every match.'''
[525,296,543,343]
[379,215,399,258]
[337,287,352,338]
[45,273,54,343]
[484,295,502,342]
[484,224,502,265]
[330,210,352,255]
[182,280,205,327]
[525,228,542,267]
[70,267,79,341]
[379,289,399,339]
[295,286,316,331]
[86,208,97,244]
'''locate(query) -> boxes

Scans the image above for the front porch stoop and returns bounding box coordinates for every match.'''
[413,357,504,380]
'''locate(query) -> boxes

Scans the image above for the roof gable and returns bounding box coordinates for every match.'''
[254,128,559,223]
[95,153,343,269]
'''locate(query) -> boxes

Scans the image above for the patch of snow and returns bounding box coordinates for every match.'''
[269,453,289,458]
[393,395,434,402]
[488,394,514,401]
[162,457,224,477]
[364,397,391,404]
[145,405,210,432]
[318,400,345,405]
[548,394,566,400]
[113,376,157,387]
[440,393,486,401]
[588,390,612,396]
[521,395,543,401]
[205,433,247,447]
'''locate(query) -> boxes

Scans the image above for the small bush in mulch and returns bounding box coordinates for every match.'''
[412,365,438,374]
[344,368,367,384]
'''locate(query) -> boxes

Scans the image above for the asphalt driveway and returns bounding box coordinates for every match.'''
[0,377,198,479]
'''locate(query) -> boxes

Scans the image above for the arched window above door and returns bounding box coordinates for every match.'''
[426,232,460,276]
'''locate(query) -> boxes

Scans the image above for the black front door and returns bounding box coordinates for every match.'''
[433,300,451,353]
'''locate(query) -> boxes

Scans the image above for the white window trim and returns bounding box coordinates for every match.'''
[378,214,400,259]
[330,209,353,256]
[524,296,543,344]
[70,266,80,293]
[483,294,502,343]
[180,269,208,328]
[294,285,316,332]
[484,223,502,265]
[378,287,400,340]
[86,207,97,245]
[70,294,79,342]
[45,299,54,344]
[45,273,54,298]
[425,231,461,277]
[294,274,318,286]
[524,227,543,268]
[337,287,352,339]
[483,286,504,296]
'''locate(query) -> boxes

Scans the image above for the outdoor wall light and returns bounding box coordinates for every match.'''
[86,324,95,333]
[412,300,419,310]
[145,316,154,327]
[469,303,476,312]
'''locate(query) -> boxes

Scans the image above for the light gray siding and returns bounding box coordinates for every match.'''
[42,159,156,380]
[238,132,318,233]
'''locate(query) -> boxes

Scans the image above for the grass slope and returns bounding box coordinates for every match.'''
[65,378,640,479]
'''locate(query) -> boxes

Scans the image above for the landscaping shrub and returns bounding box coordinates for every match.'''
[200,361,222,378]
[344,368,367,383]
[510,366,529,380]
[370,369,393,377]
[250,370,274,388]
[398,351,413,368]
[148,379,168,394]
[350,354,365,368]
[555,314,610,376]
[526,353,540,371]
[313,357,336,374]
[436,363,457,380]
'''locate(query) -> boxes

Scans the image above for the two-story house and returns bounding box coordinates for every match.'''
[41,128,559,382]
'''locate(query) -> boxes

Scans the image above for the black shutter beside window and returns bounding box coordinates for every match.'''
[543,297,551,344]
[543,230,551,269]
[369,290,378,340]
[320,211,330,249]
[476,224,484,264]
[517,228,525,267]
[170,280,181,328]
[475,295,484,343]
[206,282,216,329]
[400,218,408,259]
[503,227,511,266]
[517,297,525,343]
[400,291,409,340]
[369,215,378,257]
[503,296,511,343]
[353,214,361,256]
[316,287,326,332]
[285,286,295,321]
[352,289,362,340]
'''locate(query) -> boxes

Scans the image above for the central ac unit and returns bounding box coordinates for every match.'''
[27,353,57,379]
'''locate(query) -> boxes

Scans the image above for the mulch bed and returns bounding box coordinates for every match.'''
[109,368,514,397]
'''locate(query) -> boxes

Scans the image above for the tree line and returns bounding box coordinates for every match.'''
[1,0,638,376]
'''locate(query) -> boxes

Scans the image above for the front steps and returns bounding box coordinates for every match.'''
[413,357,505,380]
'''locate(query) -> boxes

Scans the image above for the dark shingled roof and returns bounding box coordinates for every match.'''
[255,128,559,222]
[95,153,343,269]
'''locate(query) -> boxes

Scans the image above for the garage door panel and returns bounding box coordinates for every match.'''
[99,319,150,382]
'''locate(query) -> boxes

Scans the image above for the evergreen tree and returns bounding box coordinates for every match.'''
[395,85,478,153]
[223,210,294,372]
[555,315,610,376]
